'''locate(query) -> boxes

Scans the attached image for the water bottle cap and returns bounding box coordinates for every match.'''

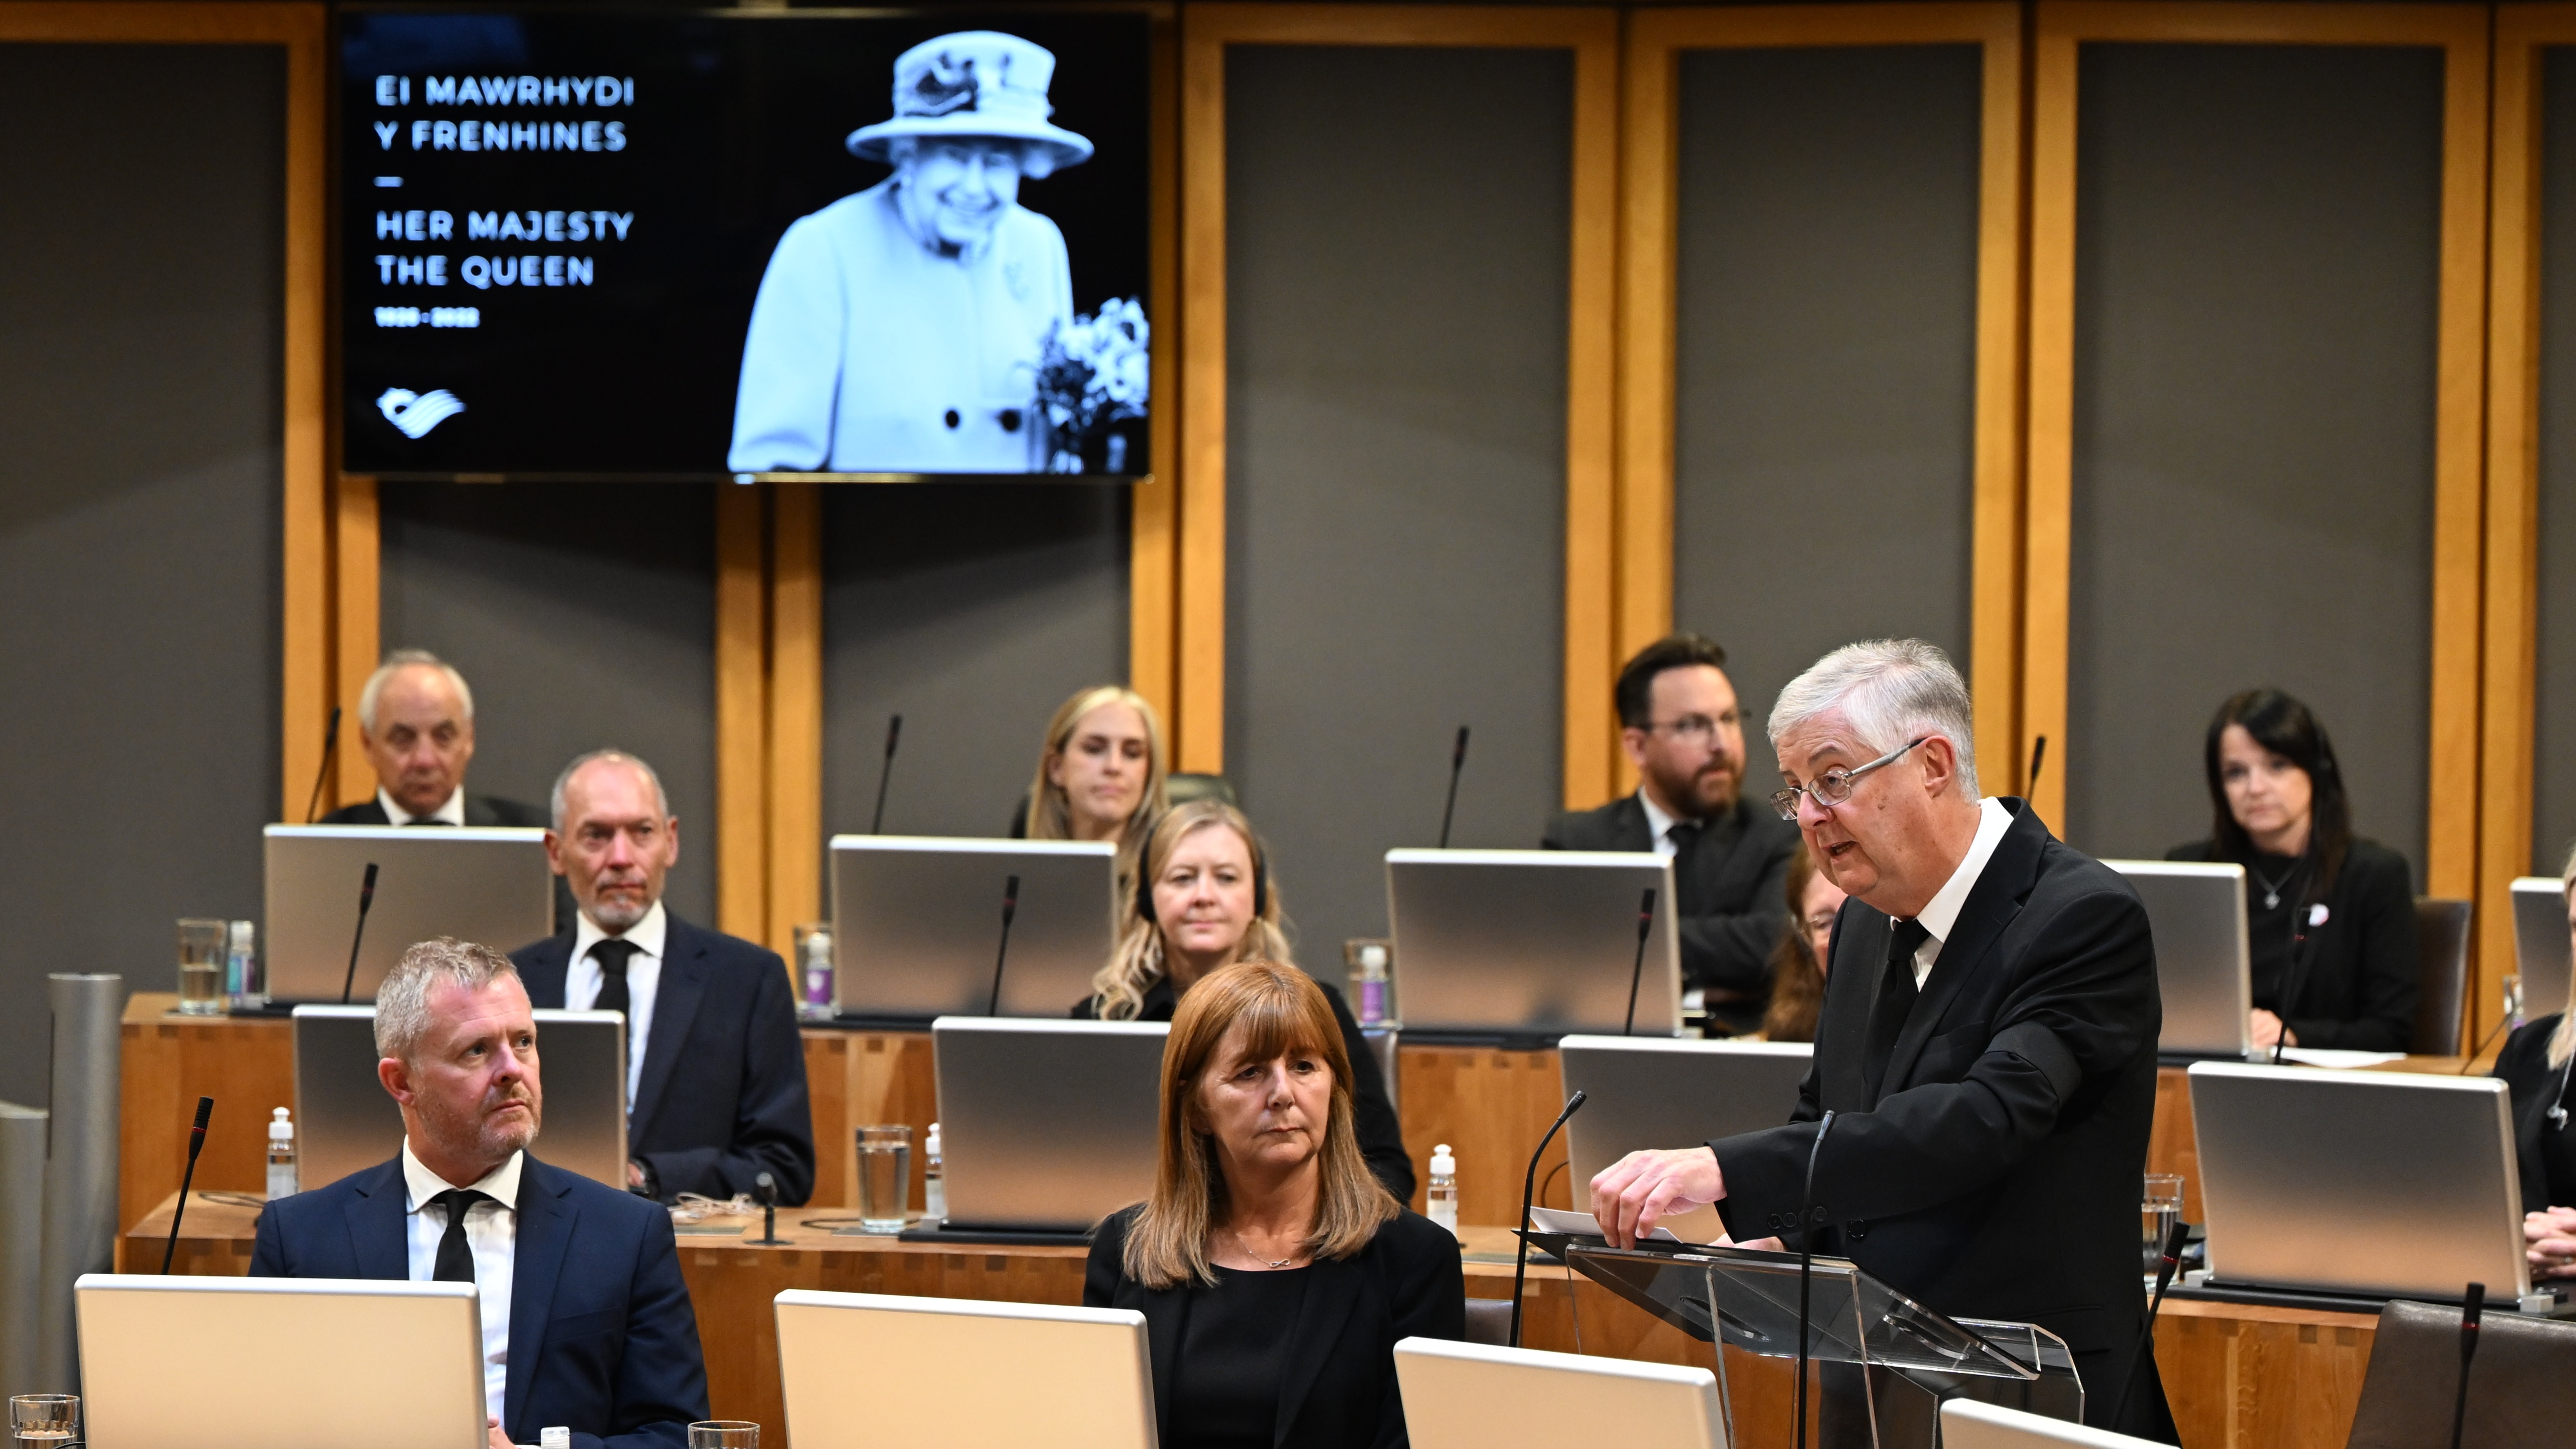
[1360,944,1387,969]
[542,1428,571,1449]
[927,1122,942,1151]
[1429,1144,1454,1173]
[270,1107,292,1141]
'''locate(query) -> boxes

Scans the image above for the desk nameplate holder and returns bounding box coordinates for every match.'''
[1524,1231,2083,1449]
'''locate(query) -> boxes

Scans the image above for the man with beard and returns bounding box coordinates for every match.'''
[509,750,814,1205]
[1544,634,1801,1034]
[252,937,708,1449]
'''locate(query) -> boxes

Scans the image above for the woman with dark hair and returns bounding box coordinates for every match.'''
[2166,688,2417,1052]
[1085,961,1464,1449]
[1758,843,1843,1043]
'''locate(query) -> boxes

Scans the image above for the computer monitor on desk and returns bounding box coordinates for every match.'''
[292,1005,628,1192]
[2187,1061,2536,1308]
[2104,860,2252,1061]
[1393,1338,1727,1449]
[1557,1036,1811,1243]
[928,1017,1166,1236]
[2512,876,2573,1021]
[1385,849,1679,1041]
[775,1291,1155,1449]
[77,1273,485,1449]
[263,825,553,1003]
[828,836,1116,1021]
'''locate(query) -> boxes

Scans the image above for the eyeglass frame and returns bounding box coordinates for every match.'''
[1770,735,1933,821]
[1630,711,1740,747]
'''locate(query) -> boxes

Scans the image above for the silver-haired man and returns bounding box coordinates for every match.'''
[252,938,708,1449]
[1588,639,2171,1440]
[322,650,547,828]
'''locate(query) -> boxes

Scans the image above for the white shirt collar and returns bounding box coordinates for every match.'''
[1913,797,2014,947]
[1637,789,1681,847]
[571,898,668,965]
[378,785,466,827]
[399,1138,524,1213]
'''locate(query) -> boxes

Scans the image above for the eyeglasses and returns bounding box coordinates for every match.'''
[1770,736,1932,821]
[1637,713,1737,747]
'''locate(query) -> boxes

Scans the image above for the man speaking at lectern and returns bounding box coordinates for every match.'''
[1590,639,2173,1441]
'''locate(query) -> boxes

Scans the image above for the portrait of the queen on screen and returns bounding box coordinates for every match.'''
[729,30,1135,475]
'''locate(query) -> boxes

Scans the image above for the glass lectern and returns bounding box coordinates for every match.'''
[1524,1230,2083,1449]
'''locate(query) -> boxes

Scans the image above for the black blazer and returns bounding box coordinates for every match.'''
[1710,800,2166,1434]
[1541,793,1799,1025]
[2494,1013,2576,1214]
[1076,973,1417,1202]
[324,792,576,932]
[2163,836,2417,1052]
[251,1154,708,1448]
[514,913,816,1205]
[1084,1204,1464,1449]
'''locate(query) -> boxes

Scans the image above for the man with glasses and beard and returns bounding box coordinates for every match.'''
[1544,633,1802,1035]
[508,751,814,1206]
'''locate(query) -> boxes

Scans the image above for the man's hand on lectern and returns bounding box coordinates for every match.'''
[1589,1146,1725,1248]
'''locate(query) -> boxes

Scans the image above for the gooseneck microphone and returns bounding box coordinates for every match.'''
[1792,1110,1839,1449]
[2026,734,2048,797]
[749,1171,786,1246]
[302,706,342,824]
[2111,1218,2192,1429]
[869,713,903,835]
[1437,726,1469,849]
[1510,1089,1587,1348]
[985,874,1021,1016]
[161,1096,215,1273]
[1621,888,1658,1036]
[338,862,381,1005]
[2451,1281,2485,1449]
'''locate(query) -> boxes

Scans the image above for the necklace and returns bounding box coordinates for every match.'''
[1228,1226,1299,1270]
[2249,857,2304,911]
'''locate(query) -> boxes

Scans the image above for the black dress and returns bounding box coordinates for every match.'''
[1085,1205,1466,1449]
[1074,972,1417,1202]
[2163,836,2418,1051]
[2493,1013,2576,1213]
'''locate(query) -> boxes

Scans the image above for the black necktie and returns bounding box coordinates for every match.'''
[589,938,639,1017]
[428,1188,491,1283]
[403,817,455,826]
[1665,820,1706,903]
[1864,919,1932,1098]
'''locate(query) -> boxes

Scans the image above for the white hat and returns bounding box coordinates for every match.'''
[846,31,1094,175]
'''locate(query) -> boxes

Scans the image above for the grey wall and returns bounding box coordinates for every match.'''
[2065,43,2441,880]
[377,484,719,925]
[0,45,285,1105]
[819,486,1130,850]
[1672,45,1982,751]
[2533,46,2576,875]
[1223,45,1570,964]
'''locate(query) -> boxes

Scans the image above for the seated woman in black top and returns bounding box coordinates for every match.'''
[2166,688,2416,1052]
[2493,855,2576,1281]
[1078,799,1415,1199]
[1085,960,1464,1449]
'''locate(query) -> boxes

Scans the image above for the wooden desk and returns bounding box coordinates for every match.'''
[125,1193,2355,1449]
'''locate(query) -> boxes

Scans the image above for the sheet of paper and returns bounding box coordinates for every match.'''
[2275,1047,2408,1069]
[1526,1205,1684,1242]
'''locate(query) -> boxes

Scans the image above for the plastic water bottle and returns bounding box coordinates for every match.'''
[1428,1144,1459,1239]
[226,919,261,1009]
[267,1108,297,1200]
[1355,944,1391,1026]
[924,1122,946,1224]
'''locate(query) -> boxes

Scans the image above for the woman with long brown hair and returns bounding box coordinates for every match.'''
[1757,843,1844,1043]
[1084,961,1463,1449]
[1079,799,1414,1199]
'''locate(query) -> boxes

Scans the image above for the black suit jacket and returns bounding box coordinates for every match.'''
[514,913,816,1205]
[1710,800,2166,1433]
[2495,1013,2576,1214]
[2163,836,2418,1051]
[1084,1205,1464,1449]
[250,1154,708,1449]
[1076,972,1417,1202]
[1542,792,1799,1028]
[322,792,576,932]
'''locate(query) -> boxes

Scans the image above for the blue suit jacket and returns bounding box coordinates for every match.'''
[513,913,816,1205]
[250,1154,708,1449]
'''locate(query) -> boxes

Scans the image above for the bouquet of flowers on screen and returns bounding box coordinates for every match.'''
[1035,297,1149,473]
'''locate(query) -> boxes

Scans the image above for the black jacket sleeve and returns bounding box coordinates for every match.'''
[1676,818,1799,999]
[1084,1205,1141,1307]
[1371,1213,1466,1449]
[635,958,817,1205]
[1321,982,1415,1201]
[2286,846,2418,1052]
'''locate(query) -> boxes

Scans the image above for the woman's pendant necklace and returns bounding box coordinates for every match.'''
[1232,1227,1294,1270]
[2250,858,2302,911]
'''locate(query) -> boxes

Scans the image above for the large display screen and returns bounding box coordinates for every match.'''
[342,8,1151,480]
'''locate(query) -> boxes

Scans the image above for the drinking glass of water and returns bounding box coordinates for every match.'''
[687,1422,758,1449]
[2142,1173,2185,1275]
[176,918,230,1016]
[11,1393,77,1446]
[857,1125,912,1234]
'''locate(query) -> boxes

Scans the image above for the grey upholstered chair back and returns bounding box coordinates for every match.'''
[2346,1298,2576,1448]
[2411,897,2472,1056]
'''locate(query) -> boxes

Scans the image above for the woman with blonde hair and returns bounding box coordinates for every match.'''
[1084,961,1463,1449]
[1079,799,1414,1198]
[2492,842,2576,1281]
[1014,685,1170,882]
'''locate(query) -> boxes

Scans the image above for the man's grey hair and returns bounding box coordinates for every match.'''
[1768,639,1981,798]
[357,649,475,733]
[549,748,672,832]
[375,937,519,1062]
